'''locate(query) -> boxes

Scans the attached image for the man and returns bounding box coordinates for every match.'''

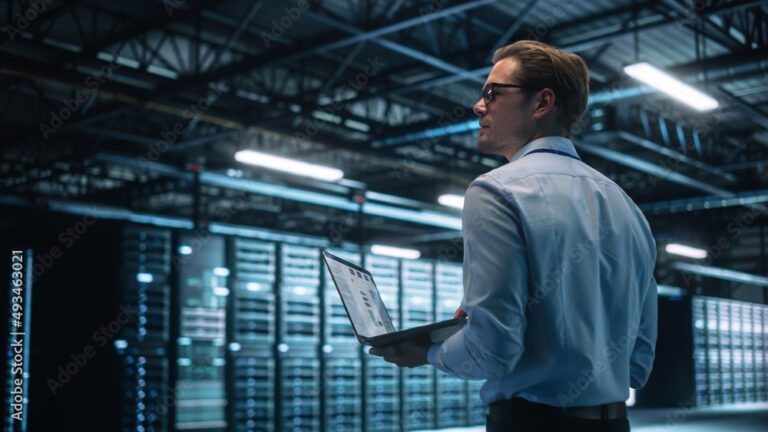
[370,40,657,432]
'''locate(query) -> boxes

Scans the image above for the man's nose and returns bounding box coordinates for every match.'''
[473,98,486,116]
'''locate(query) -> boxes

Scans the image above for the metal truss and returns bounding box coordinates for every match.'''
[1,0,767,207]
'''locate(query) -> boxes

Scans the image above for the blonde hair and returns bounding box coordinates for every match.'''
[492,40,589,134]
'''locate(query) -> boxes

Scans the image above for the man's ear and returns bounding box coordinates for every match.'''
[532,88,556,119]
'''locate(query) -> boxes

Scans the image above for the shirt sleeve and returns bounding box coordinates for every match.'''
[629,272,658,389]
[428,178,529,380]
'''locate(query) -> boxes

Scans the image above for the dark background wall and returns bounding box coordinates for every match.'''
[636,295,695,408]
[0,207,122,430]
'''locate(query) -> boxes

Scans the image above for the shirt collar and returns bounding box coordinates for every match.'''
[508,136,579,163]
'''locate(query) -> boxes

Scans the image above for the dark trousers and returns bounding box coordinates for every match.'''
[486,398,630,432]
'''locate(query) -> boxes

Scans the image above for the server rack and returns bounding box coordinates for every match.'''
[321,249,362,432]
[278,345,321,432]
[278,244,321,432]
[279,245,321,345]
[323,346,362,432]
[363,255,400,432]
[230,346,274,432]
[640,295,768,408]
[692,297,711,405]
[175,234,228,431]
[400,259,435,430]
[229,238,276,432]
[231,239,276,345]
[743,305,756,402]
[118,226,172,432]
[755,304,765,401]
[433,262,468,428]
[692,296,768,407]
[757,305,764,403]
[118,224,493,432]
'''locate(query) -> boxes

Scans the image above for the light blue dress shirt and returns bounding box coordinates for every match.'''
[428,136,658,407]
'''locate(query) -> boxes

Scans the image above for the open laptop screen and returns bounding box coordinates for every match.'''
[324,253,396,338]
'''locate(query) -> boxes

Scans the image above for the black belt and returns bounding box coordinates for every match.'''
[489,397,627,421]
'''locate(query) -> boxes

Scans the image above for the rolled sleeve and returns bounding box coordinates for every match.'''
[428,179,529,380]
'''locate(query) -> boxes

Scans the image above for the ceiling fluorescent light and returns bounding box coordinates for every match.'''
[235,150,343,181]
[656,284,685,297]
[438,194,465,209]
[665,243,708,259]
[623,62,719,111]
[147,64,179,79]
[312,110,342,124]
[370,245,421,259]
[344,118,370,132]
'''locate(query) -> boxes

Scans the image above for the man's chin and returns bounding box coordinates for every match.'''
[477,139,498,155]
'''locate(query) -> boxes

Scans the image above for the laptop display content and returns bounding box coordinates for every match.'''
[324,251,467,347]
[324,253,396,339]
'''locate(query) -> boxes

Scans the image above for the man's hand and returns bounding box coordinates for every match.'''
[369,337,431,368]
[453,307,467,319]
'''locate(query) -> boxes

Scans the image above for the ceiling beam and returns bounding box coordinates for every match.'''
[574,138,768,215]
[301,8,486,84]
[61,0,493,131]
[699,0,768,16]
[656,0,746,51]
[640,187,768,215]
[376,46,768,146]
[489,0,540,55]
[354,0,762,103]
[574,139,735,196]
[56,0,219,67]
[585,130,738,183]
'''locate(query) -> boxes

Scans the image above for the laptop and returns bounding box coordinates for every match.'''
[322,250,466,347]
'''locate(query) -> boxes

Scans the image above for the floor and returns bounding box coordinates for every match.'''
[413,403,768,432]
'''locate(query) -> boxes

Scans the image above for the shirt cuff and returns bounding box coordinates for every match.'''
[427,342,443,367]
[428,334,472,378]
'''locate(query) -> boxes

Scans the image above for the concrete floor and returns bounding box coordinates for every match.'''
[414,403,768,432]
[629,403,768,431]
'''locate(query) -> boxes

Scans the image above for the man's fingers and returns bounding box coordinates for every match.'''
[371,342,427,368]
[378,345,401,356]
[370,346,398,357]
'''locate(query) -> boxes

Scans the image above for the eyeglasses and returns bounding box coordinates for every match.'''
[481,83,534,105]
